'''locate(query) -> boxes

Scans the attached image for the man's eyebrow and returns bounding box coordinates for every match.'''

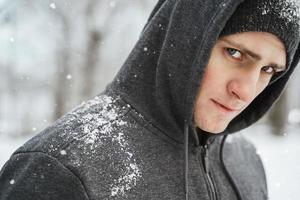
[219,38,286,70]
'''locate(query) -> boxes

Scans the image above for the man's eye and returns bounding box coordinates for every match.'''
[261,66,275,74]
[226,48,242,59]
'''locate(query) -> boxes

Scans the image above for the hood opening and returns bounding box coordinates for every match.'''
[107,0,300,143]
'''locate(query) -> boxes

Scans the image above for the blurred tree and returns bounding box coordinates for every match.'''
[52,6,72,120]
[80,0,103,100]
[0,0,164,138]
[269,89,288,135]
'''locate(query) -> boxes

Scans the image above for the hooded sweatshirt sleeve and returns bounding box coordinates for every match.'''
[0,152,89,200]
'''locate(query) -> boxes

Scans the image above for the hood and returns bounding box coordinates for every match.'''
[107,0,300,143]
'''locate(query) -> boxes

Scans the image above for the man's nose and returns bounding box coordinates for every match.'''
[227,68,260,102]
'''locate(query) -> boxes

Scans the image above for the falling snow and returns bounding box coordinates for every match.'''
[109,1,116,8]
[60,150,67,155]
[288,109,300,124]
[0,1,299,199]
[49,3,56,9]
[262,9,267,15]
[256,149,261,155]
[9,179,15,185]
[66,74,72,80]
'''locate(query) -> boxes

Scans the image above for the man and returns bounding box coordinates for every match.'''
[0,0,299,199]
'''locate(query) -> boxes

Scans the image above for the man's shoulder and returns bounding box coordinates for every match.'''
[2,94,147,198]
[225,133,257,150]
[14,94,132,160]
[222,133,267,196]
[223,133,266,178]
[223,133,261,163]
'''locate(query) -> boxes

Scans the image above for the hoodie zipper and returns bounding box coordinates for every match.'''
[199,144,218,200]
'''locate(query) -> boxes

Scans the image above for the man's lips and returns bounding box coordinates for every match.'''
[211,99,239,112]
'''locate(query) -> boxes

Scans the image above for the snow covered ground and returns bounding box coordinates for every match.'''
[0,123,299,200]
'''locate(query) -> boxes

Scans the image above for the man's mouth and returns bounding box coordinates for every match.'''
[211,99,239,113]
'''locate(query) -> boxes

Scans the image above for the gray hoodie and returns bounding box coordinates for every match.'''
[1,0,299,199]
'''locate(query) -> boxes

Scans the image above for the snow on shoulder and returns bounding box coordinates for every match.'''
[63,94,142,198]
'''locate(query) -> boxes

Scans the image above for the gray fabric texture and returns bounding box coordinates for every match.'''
[0,94,267,200]
[1,0,299,199]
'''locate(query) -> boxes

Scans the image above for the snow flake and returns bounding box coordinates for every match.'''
[110,162,141,197]
[158,23,164,30]
[288,109,300,124]
[262,9,267,15]
[49,3,56,9]
[32,127,37,132]
[113,132,126,148]
[66,74,72,80]
[284,149,289,153]
[83,128,99,144]
[60,150,67,155]
[126,151,133,158]
[256,149,261,155]
[109,1,116,8]
[9,179,15,185]
[10,37,15,43]
[143,47,148,52]
[282,132,288,136]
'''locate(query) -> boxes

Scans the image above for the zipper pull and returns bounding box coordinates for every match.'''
[203,145,210,174]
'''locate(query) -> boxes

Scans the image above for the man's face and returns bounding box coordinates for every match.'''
[194,32,286,134]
